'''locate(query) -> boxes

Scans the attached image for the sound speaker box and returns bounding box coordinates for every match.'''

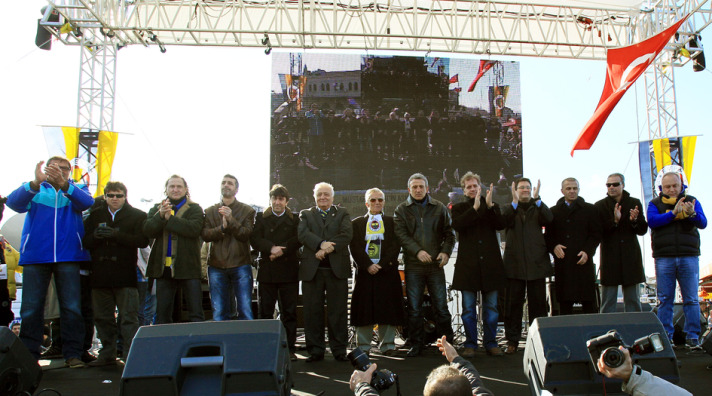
[120,320,292,396]
[524,312,678,395]
[0,327,42,396]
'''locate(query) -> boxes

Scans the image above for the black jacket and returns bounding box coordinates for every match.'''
[394,195,456,267]
[649,194,704,257]
[501,199,554,281]
[545,196,601,302]
[250,207,301,283]
[83,201,149,288]
[297,205,353,281]
[451,197,506,292]
[594,191,647,286]
[349,214,404,326]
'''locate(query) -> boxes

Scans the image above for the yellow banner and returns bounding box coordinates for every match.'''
[96,131,119,197]
[681,136,697,184]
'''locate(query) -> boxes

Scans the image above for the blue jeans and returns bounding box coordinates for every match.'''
[461,290,499,349]
[20,263,85,360]
[405,265,453,345]
[600,284,641,313]
[655,256,701,341]
[208,265,254,321]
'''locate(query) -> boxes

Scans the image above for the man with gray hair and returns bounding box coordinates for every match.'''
[298,182,353,362]
[394,173,456,357]
[594,173,647,313]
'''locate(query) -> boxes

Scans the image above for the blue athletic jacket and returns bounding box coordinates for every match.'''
[6,181,94,265]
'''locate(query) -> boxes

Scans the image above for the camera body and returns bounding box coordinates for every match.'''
[347,347,397,391]
[587,330,664,374]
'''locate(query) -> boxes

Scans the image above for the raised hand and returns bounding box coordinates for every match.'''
[533,179,541,199]
[486,183,494,208]
[473,193,481,211]
[33,161,48,187]
[673,197,686,215]
[511,181,519,204]
[613,203,622,224]
[629,206,639,222]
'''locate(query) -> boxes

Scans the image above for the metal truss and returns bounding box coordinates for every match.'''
[77,31,118,132]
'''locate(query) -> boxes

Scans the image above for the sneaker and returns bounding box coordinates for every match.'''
[41,345,63,359]
[65,357,88,369]
[460,347,476,358]
[686,339,703,351]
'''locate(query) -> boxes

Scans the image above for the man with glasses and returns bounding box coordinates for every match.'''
[7,156,94,368]
[83,182,149,366]
[594,173,647,313]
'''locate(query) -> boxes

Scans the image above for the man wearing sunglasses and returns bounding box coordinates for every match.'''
[594,173,648,313]
[83,182,149,366]
[6,156,95,368]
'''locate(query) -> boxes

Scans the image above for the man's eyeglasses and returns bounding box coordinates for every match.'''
[605,182,621,188]
[369,198,384,203]
[106,194,125,199]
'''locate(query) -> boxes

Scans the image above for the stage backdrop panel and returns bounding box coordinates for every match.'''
[270,53,523,215]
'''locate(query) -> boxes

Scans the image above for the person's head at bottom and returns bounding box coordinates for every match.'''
[423,365,471,396]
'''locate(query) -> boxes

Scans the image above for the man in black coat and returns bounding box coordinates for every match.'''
[83,182,149,366]
[451,172,505,357]
[250,184,301,361]
[594,173,648,313]
[297,182,353,362]
[349,188,403,356]
[545,177,601,315]
[501,177,553,354]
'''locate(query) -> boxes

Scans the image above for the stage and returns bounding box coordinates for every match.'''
[35,339,710,395]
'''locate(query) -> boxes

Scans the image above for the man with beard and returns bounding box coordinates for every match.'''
[546,178,601,315]
[451,173,505,357]
[202,175,256,321]
[251,184,301,360]
[144,175,205,324]
[648,172,707,348]
[394,173,456,357]
[595,173,648,313]
[501,178,553,354]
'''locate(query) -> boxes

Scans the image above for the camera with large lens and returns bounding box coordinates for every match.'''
[587,330,664,373]
[347,347,398,391]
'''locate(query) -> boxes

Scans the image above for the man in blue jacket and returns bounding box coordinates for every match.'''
[648,172,707,349]
[7,157,94,368]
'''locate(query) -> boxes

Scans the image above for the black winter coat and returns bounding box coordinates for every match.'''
[349,215,404,326]
[83,202,149,288]
[451,197,506,293]
[501,199,554,281]
[594,191,647,286]
[394,195,456,267]
[250,207,301,283]
[545,197,601,302]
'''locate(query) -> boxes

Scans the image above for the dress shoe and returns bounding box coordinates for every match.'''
[504,345,518,355]
[65,357,88,369]
[460,347,476,358]
[406,345,422,357]
[334,354,349,362]
[383,349,397,357]
[305,354,324,363]
[486,347,503,356]
[88,358,119,367]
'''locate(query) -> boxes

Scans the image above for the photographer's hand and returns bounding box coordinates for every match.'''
[436,335,458,363]
[598,347,633,382]
[350,364,377,391]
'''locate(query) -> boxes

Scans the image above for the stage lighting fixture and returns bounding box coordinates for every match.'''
[265,47,272,55]
[689,35,706,72]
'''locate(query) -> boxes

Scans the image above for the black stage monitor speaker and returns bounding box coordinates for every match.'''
[0,327,42,396]
[524,312,678,395]
[120,320,292,396]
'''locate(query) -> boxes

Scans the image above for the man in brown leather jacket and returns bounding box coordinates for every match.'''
[202,174,256,321]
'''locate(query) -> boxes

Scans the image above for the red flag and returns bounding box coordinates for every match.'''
[468,60,496,92]
[454,87,462,92]
[449,74,459,84]
[571,16,688,156]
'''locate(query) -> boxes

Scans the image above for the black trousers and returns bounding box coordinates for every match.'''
[504,278,548,346]
[302,268,348,357]
[258,281,299,351]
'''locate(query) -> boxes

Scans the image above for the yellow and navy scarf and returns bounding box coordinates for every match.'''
[365,214,385,264]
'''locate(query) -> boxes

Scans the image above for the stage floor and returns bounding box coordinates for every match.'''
[36,340,710,395]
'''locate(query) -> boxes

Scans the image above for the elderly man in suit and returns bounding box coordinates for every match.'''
[298,182,353,362]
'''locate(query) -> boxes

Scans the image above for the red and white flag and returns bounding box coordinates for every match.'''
[468,60,496,92]
[449,74,459,84]
[571,16,688,156]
